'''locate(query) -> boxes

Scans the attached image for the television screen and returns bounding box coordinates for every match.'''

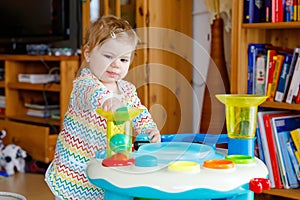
[0,0,70,44]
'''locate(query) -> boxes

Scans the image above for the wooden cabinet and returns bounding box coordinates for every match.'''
[0,55,79,163]
[231,0,300,198]
[82,0,193,134]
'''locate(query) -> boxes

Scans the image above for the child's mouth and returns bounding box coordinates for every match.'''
[107,71,118,77]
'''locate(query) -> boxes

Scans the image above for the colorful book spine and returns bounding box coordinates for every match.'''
[265,49,278,98]
[244,0,265,23]
[263,113,288,188]
[255,55,267,95]
[265,0,272,22]
[269,54,284,101]
[256,124,265,162]
[285,0,294,21]
[272,0,284,22]
[295,85,300,104]
[275,53,293,102]
[271,115,300,189]
[283,47,300,101]
[294,0,298,20]
[272,115,300,134]
[290,128,300,151]
[286,54,300,103]
[278,131,299,188]
[279,0,285,21]
[295,151,300,163]
[247,44,267,94]
[272,0,277,22]
[298,0,300,20]
[257,111,276,188]
[286,140,300,181]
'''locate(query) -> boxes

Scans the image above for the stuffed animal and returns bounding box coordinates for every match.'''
[0,130,6,149]
[0,130,27,176]
[0,144,27,176]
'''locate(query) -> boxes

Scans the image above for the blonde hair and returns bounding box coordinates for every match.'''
[78,15,138,76]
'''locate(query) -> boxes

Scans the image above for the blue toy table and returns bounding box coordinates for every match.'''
[86,134,270,200]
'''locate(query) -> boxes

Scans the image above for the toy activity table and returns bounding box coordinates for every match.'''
[87,136,270,200]
[87,95,270,199]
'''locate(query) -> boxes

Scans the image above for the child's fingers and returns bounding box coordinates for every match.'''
[148,130,161,143]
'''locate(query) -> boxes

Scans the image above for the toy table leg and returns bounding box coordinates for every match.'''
[104,191,132,200]
[234,191,254,200]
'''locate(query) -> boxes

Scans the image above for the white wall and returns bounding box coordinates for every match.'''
[192,0,232,132]
[192,0,211,132]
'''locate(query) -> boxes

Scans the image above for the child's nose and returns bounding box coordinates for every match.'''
[111,59,120,68]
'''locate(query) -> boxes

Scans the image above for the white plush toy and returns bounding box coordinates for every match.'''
[0,129,6,149]
[0,130,27,176]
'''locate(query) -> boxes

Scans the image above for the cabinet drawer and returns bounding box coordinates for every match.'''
[0,120,58,163]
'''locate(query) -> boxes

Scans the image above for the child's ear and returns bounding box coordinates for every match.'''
[83,45,90,63]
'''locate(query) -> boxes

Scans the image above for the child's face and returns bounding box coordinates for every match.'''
[88,38,134,84]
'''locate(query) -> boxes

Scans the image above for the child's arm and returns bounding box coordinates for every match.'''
[128,85,161,142]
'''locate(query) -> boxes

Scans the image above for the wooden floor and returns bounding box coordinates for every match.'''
[0,172,297,200]
[0,172,54,200]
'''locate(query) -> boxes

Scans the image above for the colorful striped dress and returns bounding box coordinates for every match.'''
[45,68,158,199]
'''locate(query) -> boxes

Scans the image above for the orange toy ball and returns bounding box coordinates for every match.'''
[110,153,128,161]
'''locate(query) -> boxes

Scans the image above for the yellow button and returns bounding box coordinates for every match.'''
[168,161,200,172]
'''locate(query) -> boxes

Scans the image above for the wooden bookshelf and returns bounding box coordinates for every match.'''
[242,21,300,29]
[0,55,79,162]
[231,0,300,198]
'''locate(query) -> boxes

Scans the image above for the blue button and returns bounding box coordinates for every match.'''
[135,155,158,167]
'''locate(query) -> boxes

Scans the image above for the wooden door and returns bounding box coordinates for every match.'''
[145,0,193,133]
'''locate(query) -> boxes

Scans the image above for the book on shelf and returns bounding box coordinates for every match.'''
[283,47,300,101]
[275,53,293,102]
[247,45,300,104]
[263,112,293,189]
[257,110,274,187]
[244,0,298,22]
[271,114,300,188]
[286,139,300,181]
[295,0,298,21]
[257,110,290,188]
[278,131,299,188]
[244,0,266,23]
[247,43,268,94]
[255,55,267,95]
[269,54,284,101]
[272,0,284,22]
[286,48,300,103]
[265,49,278,99]
[255,124,265,162]
[265,0,272,22]
[292,128,300,162]
[298,0,300,21]
[295,86,300,104]
[285,0,295,22]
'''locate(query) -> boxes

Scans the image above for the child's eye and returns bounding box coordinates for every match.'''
[104,54,113,59]
[120,58,129,63]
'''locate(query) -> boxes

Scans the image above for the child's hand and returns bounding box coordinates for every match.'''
[147,128,161,143]
[102,97,124,112]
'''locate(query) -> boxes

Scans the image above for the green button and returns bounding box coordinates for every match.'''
[225,154,255,164]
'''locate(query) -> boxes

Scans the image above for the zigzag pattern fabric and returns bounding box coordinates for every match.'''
[45,68,158,199]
